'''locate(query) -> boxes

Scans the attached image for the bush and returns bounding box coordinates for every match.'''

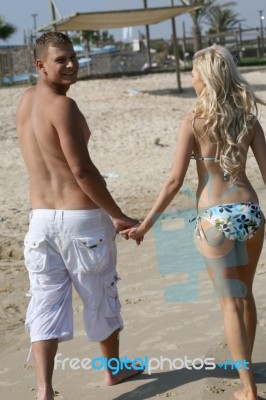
[239,57,266,66]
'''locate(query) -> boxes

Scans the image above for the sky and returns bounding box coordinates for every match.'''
[1,0,266,45]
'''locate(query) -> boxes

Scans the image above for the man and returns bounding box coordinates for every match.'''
[16,32,142,400]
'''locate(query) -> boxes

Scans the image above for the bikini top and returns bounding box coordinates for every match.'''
[191,154,230,180]
[191,154,216,161]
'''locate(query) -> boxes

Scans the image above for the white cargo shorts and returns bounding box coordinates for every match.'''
[24,209,123,343]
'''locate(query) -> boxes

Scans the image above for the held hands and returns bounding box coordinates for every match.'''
[112,213,138,232]
[121,224,145,246]
[111,213,144,245]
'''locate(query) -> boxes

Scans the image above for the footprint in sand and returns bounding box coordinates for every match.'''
[124,298,143,305]
[207,385,225,394]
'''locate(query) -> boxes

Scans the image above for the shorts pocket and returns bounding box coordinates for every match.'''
[24,235,47,273]
[73,230,109,274]
[103,274,121,318]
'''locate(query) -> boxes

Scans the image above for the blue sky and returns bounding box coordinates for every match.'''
[1,0,266,45]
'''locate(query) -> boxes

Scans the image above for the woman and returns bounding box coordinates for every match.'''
[122,45,266,400]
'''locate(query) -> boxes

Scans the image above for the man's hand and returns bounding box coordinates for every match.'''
[112,213,138,232]
[120,223,145,246]
[112,214,144,245]
[121,225,145,240]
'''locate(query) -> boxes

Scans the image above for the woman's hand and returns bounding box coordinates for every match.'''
[121,224,145,245]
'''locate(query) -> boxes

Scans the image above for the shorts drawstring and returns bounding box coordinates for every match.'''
[26,345,32,362]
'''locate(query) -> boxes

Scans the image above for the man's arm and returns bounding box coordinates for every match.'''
[51,96,136,230]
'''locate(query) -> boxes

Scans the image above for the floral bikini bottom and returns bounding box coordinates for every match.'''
[195,202,263,242]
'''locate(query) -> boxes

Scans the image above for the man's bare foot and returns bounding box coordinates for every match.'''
[234,388,257,400]
[105,363,144,385]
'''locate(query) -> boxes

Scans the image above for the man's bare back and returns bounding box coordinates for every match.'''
[16,42,135,229]
[16,44,104,210]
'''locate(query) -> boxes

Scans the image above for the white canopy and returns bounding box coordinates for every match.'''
[37,5,203,31]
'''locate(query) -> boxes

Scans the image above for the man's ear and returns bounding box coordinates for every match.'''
[36,59,46,74]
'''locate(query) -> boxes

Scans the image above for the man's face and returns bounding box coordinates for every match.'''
[39,44,79,86]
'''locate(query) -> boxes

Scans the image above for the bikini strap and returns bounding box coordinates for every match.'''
[191,154,216,161]
[191,154,230,181]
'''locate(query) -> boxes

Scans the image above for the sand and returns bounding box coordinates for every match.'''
[0,70,266,400]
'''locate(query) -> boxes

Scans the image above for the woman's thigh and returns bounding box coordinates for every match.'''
[195,218,265,297]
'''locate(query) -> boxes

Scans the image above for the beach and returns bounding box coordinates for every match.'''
[0,70,266,400]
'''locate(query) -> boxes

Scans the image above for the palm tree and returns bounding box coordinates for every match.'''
[82,30,100,45]
[102,30,114,44]
[81,30,114,50]
[203,1,240,45]
[0,16,16,41]
[179,0,214,52]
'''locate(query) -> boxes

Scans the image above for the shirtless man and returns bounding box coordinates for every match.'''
[16,32,141,400]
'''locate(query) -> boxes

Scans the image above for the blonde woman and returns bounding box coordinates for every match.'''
[123,45,266,400]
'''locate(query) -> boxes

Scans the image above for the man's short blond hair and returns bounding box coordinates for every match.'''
[34,32,72,60]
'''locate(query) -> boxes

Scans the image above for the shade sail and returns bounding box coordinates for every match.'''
[37,5,203,32]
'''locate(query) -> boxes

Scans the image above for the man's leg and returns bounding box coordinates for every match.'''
[32,339,58,400]
[99,329,143,385]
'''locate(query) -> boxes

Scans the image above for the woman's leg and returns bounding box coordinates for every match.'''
[219,297,256,400]
[195,218,265,400]
[241,219,265,352]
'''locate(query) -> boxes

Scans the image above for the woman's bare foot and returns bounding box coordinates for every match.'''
[36,387,54,400]
[105,363,144,385]
[234,388,257,400]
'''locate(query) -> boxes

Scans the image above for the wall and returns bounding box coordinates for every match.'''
[90,50,146,75]
[0,46,148,84]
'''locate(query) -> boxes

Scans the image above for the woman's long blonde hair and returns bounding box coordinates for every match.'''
[192,45,265,180]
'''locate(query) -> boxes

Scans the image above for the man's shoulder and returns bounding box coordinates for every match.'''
[49,95,81,127]
[23,85,35,95]
[53,95,78,112]
[16,87,36,119]
[36,82,78,111]
[19,86,35,103]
